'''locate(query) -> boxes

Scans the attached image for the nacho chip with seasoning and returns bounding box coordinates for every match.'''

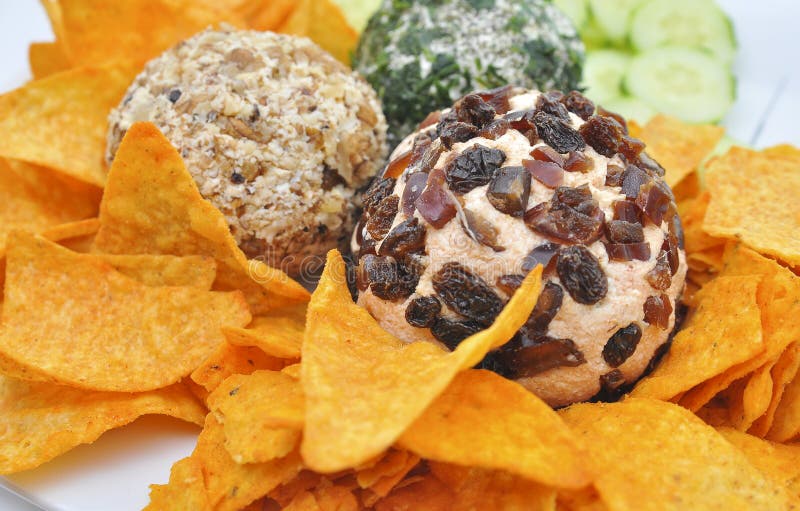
[559,398,794,511]
[224,303,307,359]
[704,146,800,267]
[0,231,251,391]
[373,474,455,511]
[726,365,774,432]
[768,369,800,443]
[358,450,421,506]
[144,457,211,511]
[191,342,287,394]
[0,375,205,474]
[631,275,764,402]
[278,0,358,64]
[0,65,136,187]
[93,122,310,315]
[751,341,800,437]
[399,370,591,489]
[28,42,70,79]
[301,250,542,473]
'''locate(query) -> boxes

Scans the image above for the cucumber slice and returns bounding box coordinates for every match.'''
[580,15,608,50]
[625,47,735,123]
[553,0,589,29]
[630,0,737,63]
[581,50,632,105]
[332,0,382,32]
[587,0,647,46]
[602,96,657,124]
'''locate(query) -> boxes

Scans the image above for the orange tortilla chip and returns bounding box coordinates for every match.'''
[145,457,211,511]
[29,42,70,79]
[57,0,242,66]
[207,370,304,464]
[559,398,794,511]
[0,375,205,474]
[301,250,542,472]
[399,370,592,489]
[0,231,251,391]
[768,368,800,443]
[373,474,455,511]
[751,342,800,437]
[0,64,136,187]
[191,342,287,393]
[637,115,724,188]
[279,0,358,64]
[93,122,309,315]
[631,275,764,402]
[727,365,773,431]
[704,146,800,267]
[93,253,218,288]
[224,303,307,359]
[40,218,101,243]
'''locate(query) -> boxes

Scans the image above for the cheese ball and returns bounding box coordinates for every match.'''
[106,29,387,276]
[352,87,687,407]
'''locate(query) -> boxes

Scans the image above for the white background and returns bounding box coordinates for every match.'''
[0,1,798,510]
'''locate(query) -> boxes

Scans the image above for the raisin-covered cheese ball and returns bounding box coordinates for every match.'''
[352,86,687,407]
[107,29,387,276]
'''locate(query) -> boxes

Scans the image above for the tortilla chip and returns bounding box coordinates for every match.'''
[207,370,304,464]
[728,365,773,431]
[224,303,307,359]
[0,64,136,187]
[374,474,455,511]
[717,427,800,499]
[57,0,242,66]
[144,457,211,511]
[0,231,251,391]
[93,122,309,315]
[681,193,725,255]
[0,375,205,474]
[191,342,287,393]
[359,452,421,507]
[278,0,358,64]
[704,146,800,267]
[637,115,724,188]
[301,250,542,472]
[751,342,800,437]
[559,398,794,511]
[631,275,764,402]
[399,370,591,489]
[94,253,218,288]
[40,218,101,243]
[768,369,800,443]
[238,0,296,31]
[28,42,70,79]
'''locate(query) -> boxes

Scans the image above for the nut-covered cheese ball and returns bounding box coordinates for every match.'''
[352,86,687,407]
[107,29,387,275]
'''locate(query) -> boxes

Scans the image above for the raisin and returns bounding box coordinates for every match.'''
[321,165,345,190]
[531,145,565,166]
[384,149,412,179]
[604,242,651,262]
[579,115,645,160]
[418,110,442,130]
[432,262,503,325]
[606,220,645,243]
[405,296,442,328]
[415,169,457,228]
[438,121,478,149]
[522,242,560,274]
[444,144,506,194]
[643,294,673,330]
[662,233,680,276]
[361,255,405,301]
[410,138,444,175]
[379,217,427,258]
[535,91,570,121]
[524,159,564,188]
[504,109,539,145]
[564,151,593,173]
[363,177,396,216]
[431,318,484,350]
[454,94,496,128]
[596,106,628,133]
[595,369,627,402]
[637,151,666,177]
[168,89,182,103]
[561,91,595,120]
[524,282,564,334]
[646,250,673,291]
[534,111,585,153]
[401,172,428,217]
[409,133,433,167]
[230,172,245,184]
[477,85,514,115]
[478,119,510,140]
[358,237,377,258]
[636,180,674,225]
[612,200,643,224]
[556,245,608,305]
[498,335,586,378]
[620,165,652,199]
[365,195,399,241]
[605,163,625,187]
[525,185,605,245]
[496,274,525,295]
[603,323,642,367]
[486,166,530,217]
[462,209,505,252]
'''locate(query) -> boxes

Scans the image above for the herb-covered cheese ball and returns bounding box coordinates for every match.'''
[106,29,387,276]
[354,0,584,146]
[352,87,687,407]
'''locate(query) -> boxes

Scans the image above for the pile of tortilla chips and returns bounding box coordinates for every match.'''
[0,1,799,510]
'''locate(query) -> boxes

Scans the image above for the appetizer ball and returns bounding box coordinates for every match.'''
[352,87,687,407]
[354,0,584,145]
[106,28,387,275]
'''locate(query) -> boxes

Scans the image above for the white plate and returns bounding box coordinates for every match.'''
[1,1,799,510]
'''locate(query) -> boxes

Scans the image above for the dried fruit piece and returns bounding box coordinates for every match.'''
[409,132,433,165]
[604,242,651,262]
[486,166,530,217]
[533,111,585,153]
[605,163,625,187]
[363,177,396,216]
[384,150,412,179]
[602,323,642,367]
[612,200,643,224]
[405,296,442,328]
[478,118,510,140]
[496,274,525,295]
[646,250,673,291]
[476,85,514,115]
[360,255,401,300]
[437,120,478,149]
[525,185,605,245]
[535,91,570,121]
[579,115,644,160]
[522,242,560,274]
[636,151,666,178]
[444,144,506,194]
[556,245,608,305]
[636,180,674,225]
[418,111,441,130]
[531,145,565,166]
[415,169,457,228]
[410,138,444,175]
[505,109,539,145]
[606,220,645,243]
[662,233,680,275]
[643,294,673,330]
[432,262,503,325]
[454,94,495,128]
[499,336,586,378]
[379,217,427,258]
[563,151,593,173]
[401,172,428,217]
[524,159,564,188]
[561,91,595,120]
[365,195,399,240]
[462,209,505,252]
[596,106,628,132]
[597,369,627,400]
[620,165,652,199]
[524,282,564,334]
[430,317,484,350]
